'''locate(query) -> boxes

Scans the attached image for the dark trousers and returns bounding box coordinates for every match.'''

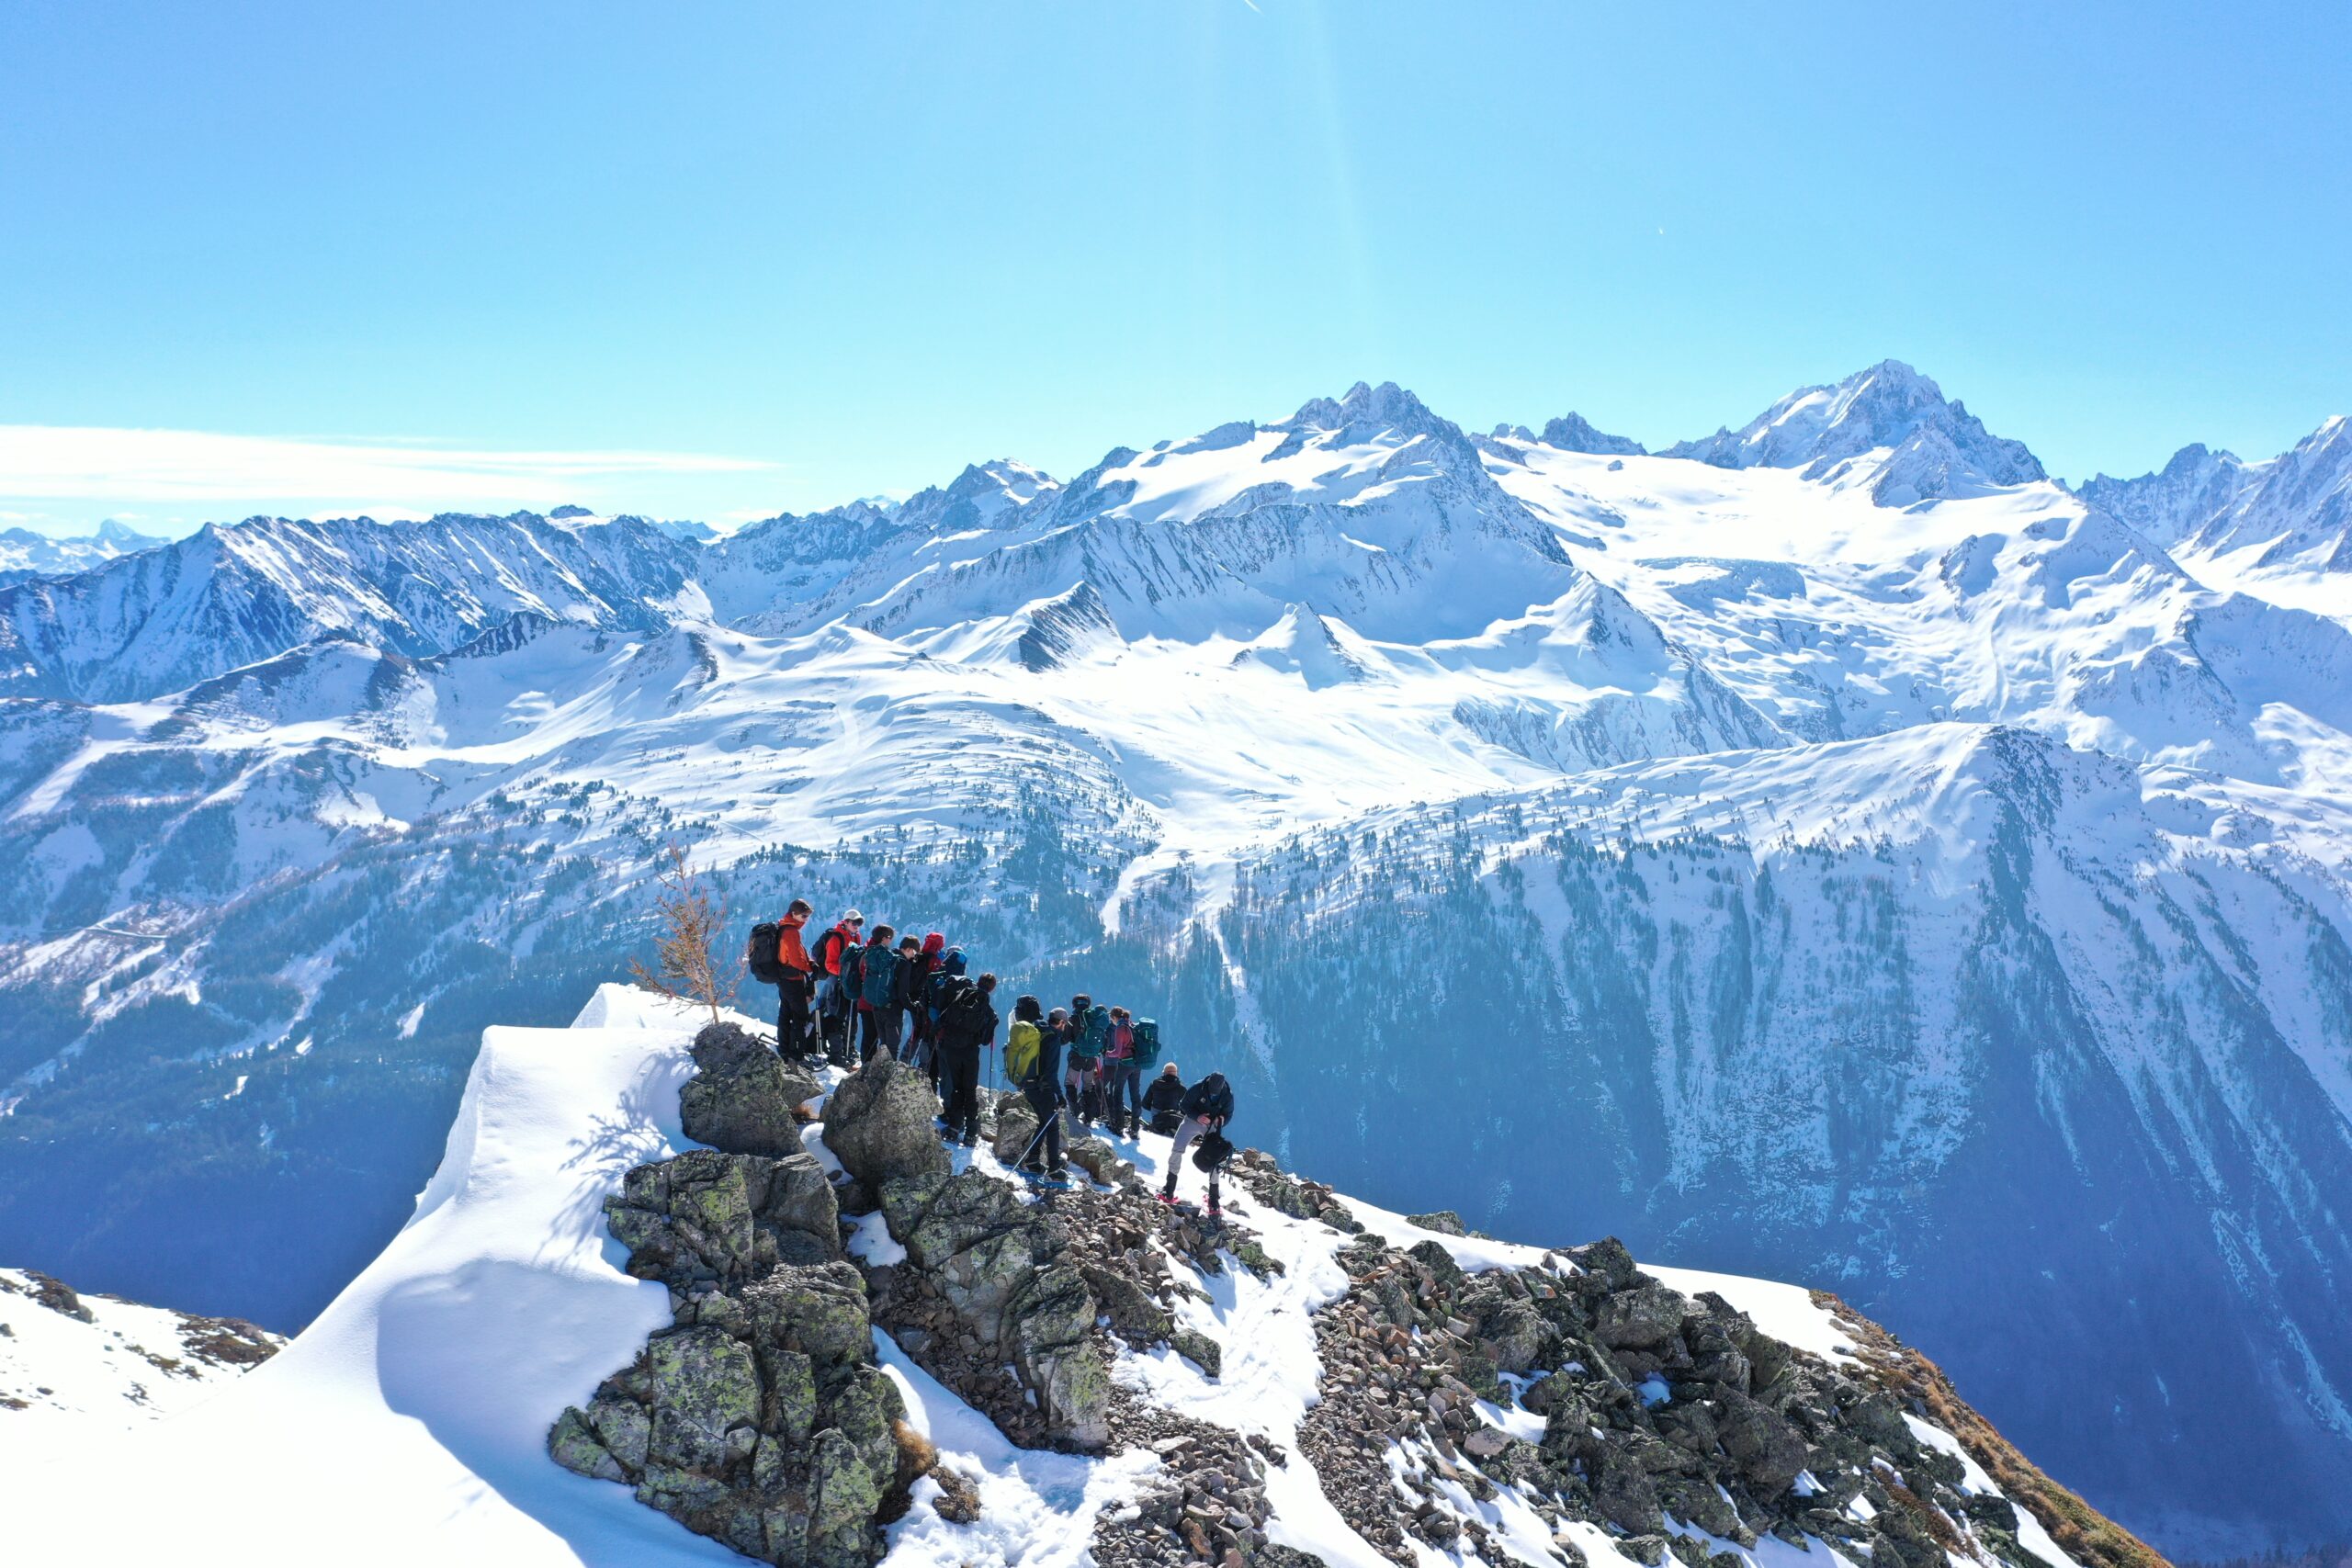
[941,1043,982,1141]
[858,1007,891,1062]
[776,972,814,1058]
[1105,1061,1142,1132]
[1019,1081,1063,1170]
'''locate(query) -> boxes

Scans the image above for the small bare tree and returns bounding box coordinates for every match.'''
[628,843,741,1026]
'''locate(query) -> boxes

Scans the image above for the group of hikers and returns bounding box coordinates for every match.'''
[749,900,1238,1213]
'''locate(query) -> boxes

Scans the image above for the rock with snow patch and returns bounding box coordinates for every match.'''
[820,1058,948,1188]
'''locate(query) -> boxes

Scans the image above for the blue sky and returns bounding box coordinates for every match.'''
[3,1,2346,532]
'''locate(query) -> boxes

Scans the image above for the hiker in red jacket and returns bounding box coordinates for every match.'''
[810,910,863,1066]
[775,900,817,1061]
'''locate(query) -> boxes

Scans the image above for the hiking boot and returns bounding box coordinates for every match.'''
[1046,1162,1068,1179]
[1020,1161,1046,1177]
[959,1131,978,1148]
[1156,1190,1176,1207]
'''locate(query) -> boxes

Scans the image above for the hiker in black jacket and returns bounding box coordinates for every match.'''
[1016,1002,1069,1178]
[1161,1070,1235,1214]
[1142,1063,1187,1134]
[888,935,927,1067]
[935,972,997,1148]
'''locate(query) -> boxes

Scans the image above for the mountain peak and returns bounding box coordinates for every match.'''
[1537,411,1646,457]
[1281,380,1454,444]
[1665,360,2045,502]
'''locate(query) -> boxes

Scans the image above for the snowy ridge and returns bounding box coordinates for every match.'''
[2,989,2131,1568]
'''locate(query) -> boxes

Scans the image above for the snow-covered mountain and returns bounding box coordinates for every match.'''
[0,1264,280,1468]
[2,987,2159,1568]
[0,518,168,586]
[1663,361,2048,505]
[0,367,2347,1555]
[2077,417,2352,615]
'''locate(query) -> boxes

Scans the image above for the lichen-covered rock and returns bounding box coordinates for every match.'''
[1062,1135,1137,1189]
[605,1148,841,1286]
[681,1021,820,1158]
[551,1257,908,1568]
[987,1091,1038,1166]
[1170,1326,1222,1378]
[1595,1278,1688,1350]
[821,1058,949,1188]
[1007,1264,1111,1450]
[1407,1209,1467,1235]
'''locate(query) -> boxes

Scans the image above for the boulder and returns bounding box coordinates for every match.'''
[822,1059,949,1188]
[681,1021,820,1158]
[1595,1279,1687,1350]
[1006,1264,1111,1449]
[1063,1135,1137,1189]
[1712,1387,1810,1494]
[604,1148,841,1285]
[1408,1209,1467,1235]
[1170,1327,1222,1379]
[989,1094,1040,1166]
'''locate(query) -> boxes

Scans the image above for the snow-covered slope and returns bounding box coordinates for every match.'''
[0,1265,280,1467]
[2,988,2137,1568]
[0,367,2347,1555]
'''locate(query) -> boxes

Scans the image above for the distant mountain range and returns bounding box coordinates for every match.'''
[1,363,2347,1555]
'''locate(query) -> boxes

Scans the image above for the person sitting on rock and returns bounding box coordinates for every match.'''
[1143,1062,1187,1135]
[1161,1070,1235,1216]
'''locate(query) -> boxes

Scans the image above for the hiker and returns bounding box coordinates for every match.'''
[1102,1007,1141,1139]
[923,946,968,1097]
[854,924,899,1062]
[902,932,945,1071]
[1143,1062,1187,1134]
[888,934,925,1066]
[933,971,998,1146]
[1010,998,1067,1179]
[1065,994,1106,1126]
[747,900,820,1061]
[1161,1069,1235,1215]
[812,910,863,1066]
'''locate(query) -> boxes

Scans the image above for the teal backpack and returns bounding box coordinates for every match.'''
[1070,1004,1111,1060]
[1131,1019,1161,1068]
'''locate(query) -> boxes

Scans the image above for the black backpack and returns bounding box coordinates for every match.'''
[747,921,786,986]
[1192,1129,1234,1172]
[935,976,986,1040]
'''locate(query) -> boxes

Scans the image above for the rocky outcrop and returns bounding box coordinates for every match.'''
[680,1022,821,1159]
[558,1022,2155,1568]
[549,1260,918,1568]
[869,1168,1114,1450]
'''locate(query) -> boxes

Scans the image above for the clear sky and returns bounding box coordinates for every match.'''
[3,1,2346,533]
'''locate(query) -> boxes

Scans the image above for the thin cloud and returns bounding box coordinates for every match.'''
[0,425,776,515]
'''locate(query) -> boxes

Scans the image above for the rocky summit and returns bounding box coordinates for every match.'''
[550,1018,2165,1568]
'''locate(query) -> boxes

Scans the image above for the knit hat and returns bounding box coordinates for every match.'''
[922,931,944,956]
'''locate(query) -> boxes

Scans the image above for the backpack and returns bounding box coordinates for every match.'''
[1006,1020,1043,1084]
[838,942,867,998]
[1131,1019,1161,1068]
[859,946,899,1009]
[1192,1129,1234,1172]
[926,961,966,1016]
[747,921,786,986]
[1072,1004,1111,1059]
[933,975,981,1036]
